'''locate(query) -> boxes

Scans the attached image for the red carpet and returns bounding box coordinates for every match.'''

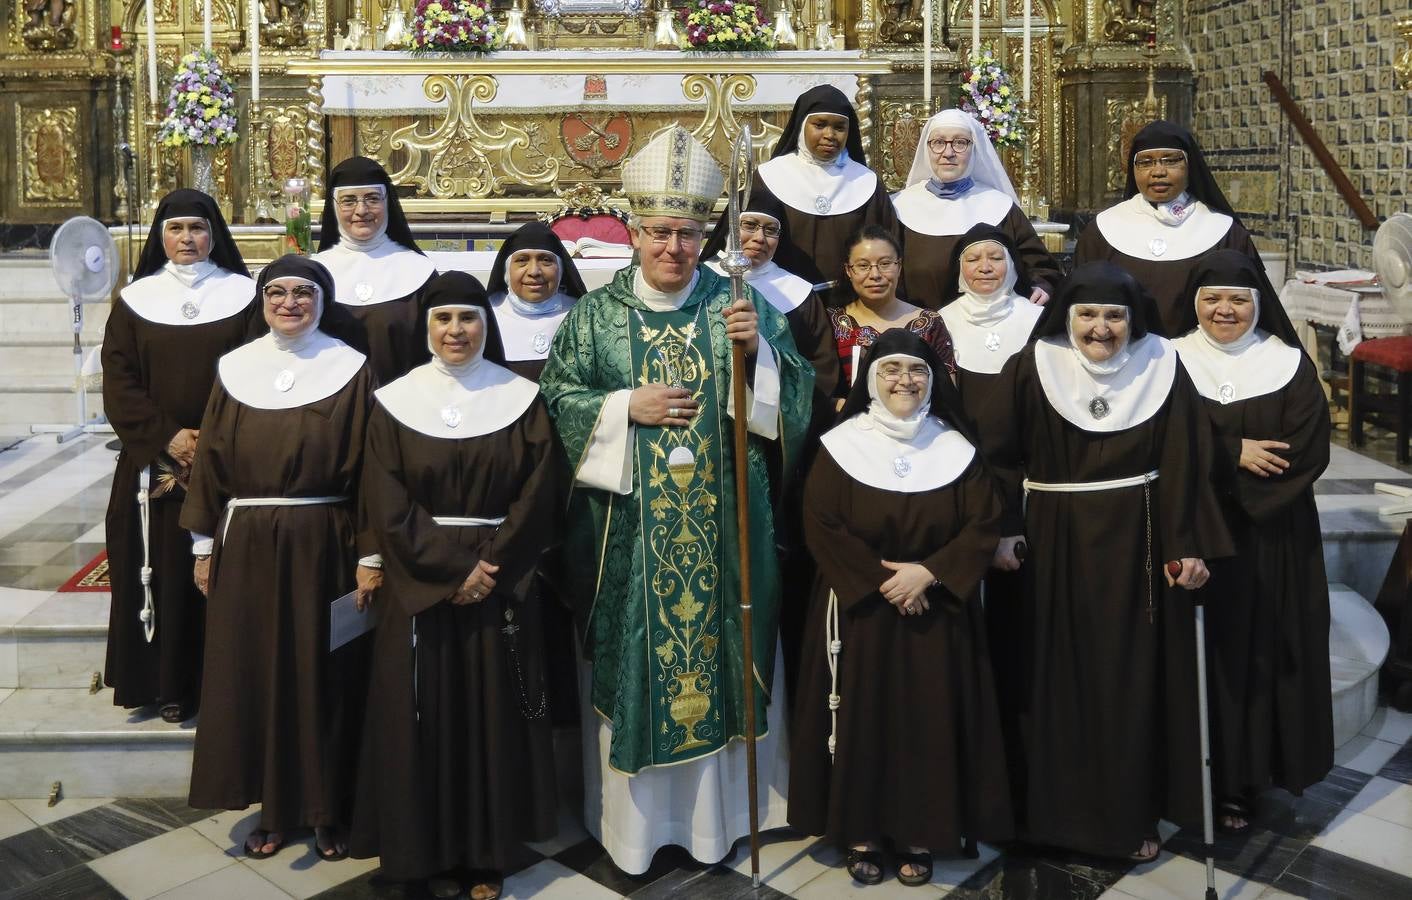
[59,551,110,592]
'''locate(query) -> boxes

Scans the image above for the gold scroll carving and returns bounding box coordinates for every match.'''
[19,106,82,206]
[1105,95,1167,193]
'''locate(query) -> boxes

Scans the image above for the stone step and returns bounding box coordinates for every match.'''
[1,589,110,690]
[0,339,105,380]
[0,686,194,799]
[0,380,105,428]
[1328,583,1391,748]
[0,296,111,336]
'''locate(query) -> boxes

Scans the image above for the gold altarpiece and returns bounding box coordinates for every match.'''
[0,0,1199,228]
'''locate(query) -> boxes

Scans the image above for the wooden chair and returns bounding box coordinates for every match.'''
[1349,336,1412,462]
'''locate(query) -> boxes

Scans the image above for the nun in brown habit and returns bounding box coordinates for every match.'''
[102,189,259,723]
[789,328,1012,887]
[350,272,557,900]
[182,255,377,861]
[982,262,1233,861]
[1172,250,1333,832]
[311,156,438,383]
[485,221,587,382]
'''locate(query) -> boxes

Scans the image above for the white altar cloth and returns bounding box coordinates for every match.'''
[315,50,862,115]
[425,250,630,290]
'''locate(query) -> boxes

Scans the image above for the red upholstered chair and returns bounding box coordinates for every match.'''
[537,183,632,252]
[1350,336,1412,462]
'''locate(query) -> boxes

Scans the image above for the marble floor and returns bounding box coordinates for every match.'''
[0,432,1410,900]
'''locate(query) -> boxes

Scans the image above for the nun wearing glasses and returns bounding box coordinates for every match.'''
[788,329,1011,887]
[1074,121,1266,335]
[102,188,258,724]
[983,262,1231,862]
[182,255,375,863]
[1172,250,1332,834]
[350,271,557,900]
[893,109,1060,309]
[312,156,438,383]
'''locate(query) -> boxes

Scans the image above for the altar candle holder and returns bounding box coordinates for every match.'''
[1018,109,1040,219]
[283,177,312,254]
[772,0,798,50]
[247,101,276,223]
[110,25,126,51]
[1143,30,1159,120]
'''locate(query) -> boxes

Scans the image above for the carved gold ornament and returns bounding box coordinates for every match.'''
[19,106,82,206]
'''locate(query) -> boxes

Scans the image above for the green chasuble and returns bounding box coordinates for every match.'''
[540,265,814,774]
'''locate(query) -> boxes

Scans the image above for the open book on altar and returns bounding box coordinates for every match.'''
[563,235,634,259]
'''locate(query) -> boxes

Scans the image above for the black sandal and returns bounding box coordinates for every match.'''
[159,703,188,724]
[243,829,284,859]
[1128,835,1160,862]
[895,849,933,886]
[1218,799,1253,834]
[314,826,348,861]
[846,848,885,885]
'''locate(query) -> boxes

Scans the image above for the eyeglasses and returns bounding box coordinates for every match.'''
[847,259,900,275]
[1132,154,1187,171]
[878,366,931,383]
[263,285,318,305]
[639,225,704,245]
[740,221,781,239]
[335,194,385,211]
[926,138,973,153]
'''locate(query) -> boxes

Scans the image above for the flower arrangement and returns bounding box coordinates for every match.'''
[409,0,504,53]
[680,0,773,52]
[959,48,1025,150]
[156,50,238,149]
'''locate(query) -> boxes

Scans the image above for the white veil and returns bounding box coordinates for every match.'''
[904,109,1020,204]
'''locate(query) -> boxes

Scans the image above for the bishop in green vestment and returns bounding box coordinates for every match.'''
[539,126,814,873]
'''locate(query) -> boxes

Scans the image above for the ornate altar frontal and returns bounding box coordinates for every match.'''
[0,1,1215,232]
[293,50,891,216]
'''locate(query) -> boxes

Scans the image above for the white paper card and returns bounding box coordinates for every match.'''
[330,590,378,651]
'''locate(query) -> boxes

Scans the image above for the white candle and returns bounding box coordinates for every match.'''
[1022,0,1032,103]
[145,0,158,105]
[923,0,932,107]
[249,0,260,104]
[204,0,212,50]
[971,0,980,54]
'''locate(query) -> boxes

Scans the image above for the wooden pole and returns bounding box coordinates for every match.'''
[1263,71,1379,230]
[722,128,761,887]
[731,339,762,886]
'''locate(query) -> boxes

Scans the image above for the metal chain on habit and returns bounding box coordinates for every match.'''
[1143,475,1155,624]
[501,604,548,720]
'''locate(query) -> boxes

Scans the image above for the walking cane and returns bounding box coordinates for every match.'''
[1171,560,1218,900]
[721,128,763,888]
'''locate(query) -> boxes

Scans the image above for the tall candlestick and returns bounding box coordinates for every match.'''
[145,0,158,105]
[923,0,932,107]
[971,0,980,53]
[204,0,212,49]
[249,0,260,103]
[1022,0,1032,103]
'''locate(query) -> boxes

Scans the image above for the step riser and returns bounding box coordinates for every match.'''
[0,744,193,799]
[9,633,107,689]
[0,392,105,427]
[0,301,111,335]
[0,347,104,379]
[1333,664,1381,748]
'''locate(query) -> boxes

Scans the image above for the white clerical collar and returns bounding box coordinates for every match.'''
[1033,333,1178,432]
[1095,193,1233,261]
[374,356,539,439]
[1173,327,1301,404]
[704,257,811,314]
[217,329,365,410]
[757,152,878,217]
[311,239,436,307]
[634,268,700,312]
[939,296,1042,375]
[119,264,255,326]
[891,181,1013,237]
[490,290,574,360]
[820,413,976,493]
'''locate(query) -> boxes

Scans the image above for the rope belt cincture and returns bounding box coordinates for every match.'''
[137,467,155,643]
[431,515,507,527]
[221,495,349,542]
[1023,470,1161,624]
